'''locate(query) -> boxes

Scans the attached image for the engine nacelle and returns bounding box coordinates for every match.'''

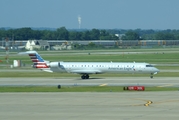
[33,64,49,68]
[48,62,60,68]
[32,63,49,68]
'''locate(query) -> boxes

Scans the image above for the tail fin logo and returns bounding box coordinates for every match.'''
[29,53,44,62]
[18,51,49,69]
[28,53,49,68]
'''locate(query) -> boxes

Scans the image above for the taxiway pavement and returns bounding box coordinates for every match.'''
[0,92,179,120]
[0,77,179,87]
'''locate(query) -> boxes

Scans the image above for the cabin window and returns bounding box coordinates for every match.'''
[146,65,153,67]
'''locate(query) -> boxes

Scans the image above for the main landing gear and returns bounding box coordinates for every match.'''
[81,74,89,79]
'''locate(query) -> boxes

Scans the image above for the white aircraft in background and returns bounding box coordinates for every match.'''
[19,51,159,79]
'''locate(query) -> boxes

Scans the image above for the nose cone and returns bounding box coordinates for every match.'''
[153,67,160,74]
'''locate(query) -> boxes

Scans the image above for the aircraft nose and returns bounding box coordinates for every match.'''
[156,68,160,72]
[154,67,160,74]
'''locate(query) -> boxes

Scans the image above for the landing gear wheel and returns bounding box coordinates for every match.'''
[85,75,89,79]
[81,74,89,79]
[81,75,85,79]
[150,76,153,78]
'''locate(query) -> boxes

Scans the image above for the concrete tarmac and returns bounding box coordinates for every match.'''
[0,92,179,120]
[0,77,179,120]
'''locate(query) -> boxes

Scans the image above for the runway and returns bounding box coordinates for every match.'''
[0,77,179,87]
[0,77,179,120]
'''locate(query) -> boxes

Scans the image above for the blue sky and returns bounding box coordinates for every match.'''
[0,0,179,29]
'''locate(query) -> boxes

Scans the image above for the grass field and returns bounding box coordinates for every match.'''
[0,86,178,92]
[7,48,179,64]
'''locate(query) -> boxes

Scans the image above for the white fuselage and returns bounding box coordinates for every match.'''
[19,51,160,79]
[46,62,159,75]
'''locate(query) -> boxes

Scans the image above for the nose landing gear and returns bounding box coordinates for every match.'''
[150,73,153,78]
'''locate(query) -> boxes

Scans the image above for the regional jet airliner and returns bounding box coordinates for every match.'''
[19,51,159,79]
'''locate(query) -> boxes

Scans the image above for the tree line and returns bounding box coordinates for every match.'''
[1,27,179,40]
[0,27,118,40]
[107,29,179,40]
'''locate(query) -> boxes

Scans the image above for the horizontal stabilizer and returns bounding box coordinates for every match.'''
[18,51,37,55]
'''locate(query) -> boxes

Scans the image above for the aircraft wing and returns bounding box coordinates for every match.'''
[41,69,53,73]
[70,70,102,74]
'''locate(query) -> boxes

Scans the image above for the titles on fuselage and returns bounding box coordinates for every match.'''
[108,67,133,71]
[63,64,135,71]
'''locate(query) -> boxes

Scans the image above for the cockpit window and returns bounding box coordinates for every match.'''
[146,65,153,67]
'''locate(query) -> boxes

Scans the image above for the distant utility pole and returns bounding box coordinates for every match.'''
[5,38,9,64]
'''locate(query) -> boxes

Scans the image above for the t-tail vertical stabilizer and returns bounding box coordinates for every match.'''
[18,51,49,69]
